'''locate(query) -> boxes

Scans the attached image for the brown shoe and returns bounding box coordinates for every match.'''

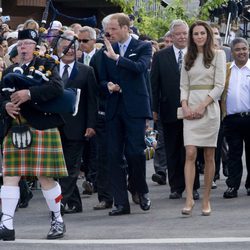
[82,181,93,195]
[93,201,112,210]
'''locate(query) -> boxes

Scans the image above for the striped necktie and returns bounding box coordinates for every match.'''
[178,50,183,72]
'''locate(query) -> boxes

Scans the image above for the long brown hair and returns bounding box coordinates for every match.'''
[185,20,215,71]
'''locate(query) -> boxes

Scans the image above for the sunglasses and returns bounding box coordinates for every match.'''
[78,39,91,43]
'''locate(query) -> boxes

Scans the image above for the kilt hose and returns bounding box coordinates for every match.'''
[2,127,68,177]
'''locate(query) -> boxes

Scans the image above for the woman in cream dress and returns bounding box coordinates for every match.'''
[180,21,226,216]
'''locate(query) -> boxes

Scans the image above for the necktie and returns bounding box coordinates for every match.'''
[84,54,90,66]
[178,50,183,72]
[21,64,28,71]
[62,64,69,85]
[119,44,126,57]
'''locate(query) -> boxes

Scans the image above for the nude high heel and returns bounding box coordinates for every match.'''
[202,202,211,216]
[181,200,195,216]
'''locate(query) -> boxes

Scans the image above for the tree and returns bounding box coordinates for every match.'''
[106,0,229,40]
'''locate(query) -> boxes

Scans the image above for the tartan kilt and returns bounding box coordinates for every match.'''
[2,127,68,177]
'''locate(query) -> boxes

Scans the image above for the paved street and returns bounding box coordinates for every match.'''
[0,159,250,249]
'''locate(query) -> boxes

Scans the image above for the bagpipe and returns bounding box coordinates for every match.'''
[1,0,80,116]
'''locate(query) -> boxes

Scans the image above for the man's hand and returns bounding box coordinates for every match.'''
[107,82,121,93]
[153,112,158,122]
[10,89,31,106]
[103,37,119,61]
[85,128,96,138]
[5,102,20,119]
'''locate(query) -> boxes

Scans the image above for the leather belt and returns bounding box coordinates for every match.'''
[229,112,250,117]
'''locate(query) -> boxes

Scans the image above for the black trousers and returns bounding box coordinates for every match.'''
[162,120,200,193]
[59,134,84,209]
[153,119,167,176]
[95,113,113,204]
[215,122,228,179]
[224,114,250,190]
[106,103,148,207]
[81,136,97,188]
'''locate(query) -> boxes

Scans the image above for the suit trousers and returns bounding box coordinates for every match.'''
[59,134,84,208]
[214,121,229,179]
[81,136,98,188]
[106,100,148,206]
[162,120,185,193]
[153,119,167,176]
[95,113,113,204]
[162,120,200,193]
[224,115,250,190]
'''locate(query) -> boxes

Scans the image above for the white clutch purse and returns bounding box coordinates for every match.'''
[177,107,184,119]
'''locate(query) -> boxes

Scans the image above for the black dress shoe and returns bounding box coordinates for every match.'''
[169,191,182,199]
[109,205,130,216]
[0,225,15,241]
[64,205,82,214]
[193,190,200,200]
[19,191,33,208]
[139,193,151,211]
[151,173,166,185]
[93,201,112,210]
[223,187,238,198]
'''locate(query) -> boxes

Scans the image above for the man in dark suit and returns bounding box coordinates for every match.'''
[151,19,200,200]
[99,13,152,215]
[78,26,99,196]
[57,33,98,213]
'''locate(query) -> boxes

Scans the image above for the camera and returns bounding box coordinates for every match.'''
[1,16,10,23]
[161,0,169,8]
[104,32,110,38]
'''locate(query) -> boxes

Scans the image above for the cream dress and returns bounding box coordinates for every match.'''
[180,50,226,147]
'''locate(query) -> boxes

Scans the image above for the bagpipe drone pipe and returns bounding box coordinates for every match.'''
[1,0,80,116]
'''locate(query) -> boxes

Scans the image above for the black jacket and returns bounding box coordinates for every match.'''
[0,58,65,136]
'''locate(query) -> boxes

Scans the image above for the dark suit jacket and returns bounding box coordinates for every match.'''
[0,58,65,134]
[89,48,107,113]
[151,46,181,123]
[99,37,152,121]
[60,61,98,141]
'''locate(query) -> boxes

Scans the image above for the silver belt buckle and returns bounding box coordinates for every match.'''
[240,112,248,117]
[98,111,105,116]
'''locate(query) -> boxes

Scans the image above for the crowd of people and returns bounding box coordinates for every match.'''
[0,12,249,241]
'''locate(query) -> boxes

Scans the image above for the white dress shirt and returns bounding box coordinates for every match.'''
[118,36,132,56]
[173,45,187,64]
[59,61,74,78]
[83,48,96,65]
[226,59,250,115]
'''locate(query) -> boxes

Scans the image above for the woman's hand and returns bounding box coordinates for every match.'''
[182,105,194,120]
[5,102,20,119]
[193,103,206,119]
